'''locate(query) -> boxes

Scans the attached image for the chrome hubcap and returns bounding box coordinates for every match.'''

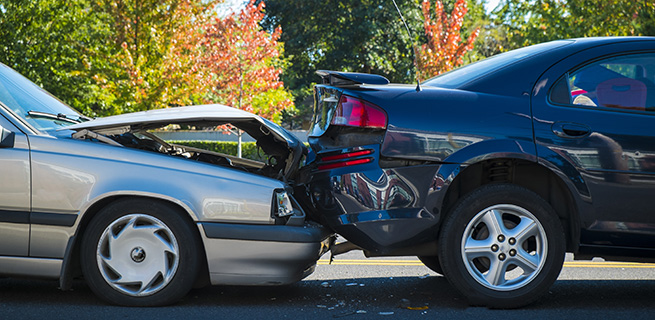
[461,204,547,291]
[96,214,179,297]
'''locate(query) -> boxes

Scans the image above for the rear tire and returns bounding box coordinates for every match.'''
[418,255,443,275]
[438,184,565,308]
[80,199,201,306]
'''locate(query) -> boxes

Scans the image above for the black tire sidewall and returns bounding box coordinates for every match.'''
[438,184,565,308]
[418,255,444,275]
[80,198,201,306]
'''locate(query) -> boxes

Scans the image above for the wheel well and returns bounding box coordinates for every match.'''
[442,159,579,252]
[63,196,210,288]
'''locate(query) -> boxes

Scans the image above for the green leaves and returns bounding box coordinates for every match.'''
[0,0,115,116]
[493,0,655,51]
[260,0,425,127]
[0,0,294,122]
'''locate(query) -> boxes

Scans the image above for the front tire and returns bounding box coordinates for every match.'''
[80,199,201,306]
[438,184,565,308]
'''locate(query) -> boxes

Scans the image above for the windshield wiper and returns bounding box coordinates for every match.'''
[27,111,88,124]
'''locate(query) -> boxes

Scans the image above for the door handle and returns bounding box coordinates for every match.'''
[551,122,591,138]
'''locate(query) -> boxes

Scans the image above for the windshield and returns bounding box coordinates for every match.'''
[0,63,85,132]
[423,40,574,89]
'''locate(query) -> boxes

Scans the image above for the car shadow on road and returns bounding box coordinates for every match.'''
[1,277,655,316]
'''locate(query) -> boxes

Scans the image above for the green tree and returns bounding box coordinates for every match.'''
[94,0,217,114]
[494,0,655,50]
[0,0,222,117]
[0,0,117,116]
[260,0,424,128]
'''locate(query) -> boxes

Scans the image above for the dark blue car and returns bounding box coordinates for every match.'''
[306,37,655,308]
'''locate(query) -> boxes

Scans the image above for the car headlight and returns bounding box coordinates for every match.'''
[275,190,295,217]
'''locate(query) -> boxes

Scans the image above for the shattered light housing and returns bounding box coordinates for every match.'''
[275,190,295,218]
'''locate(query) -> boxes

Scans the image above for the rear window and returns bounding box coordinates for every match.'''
[550,52,655,111]
[423,40,573,89]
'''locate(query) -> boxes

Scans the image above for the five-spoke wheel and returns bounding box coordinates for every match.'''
[439,184,565,308]
[460,204,546,291]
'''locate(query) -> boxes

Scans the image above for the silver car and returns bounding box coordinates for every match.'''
[0,63,332,306]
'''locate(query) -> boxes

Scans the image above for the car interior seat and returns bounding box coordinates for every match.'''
[596,77,647,110]
[634,65,655,111]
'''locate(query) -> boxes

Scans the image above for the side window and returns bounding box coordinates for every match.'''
[550,53,655,111]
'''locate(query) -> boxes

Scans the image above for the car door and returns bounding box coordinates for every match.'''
[0,113,30,256]
[532,41,655,249]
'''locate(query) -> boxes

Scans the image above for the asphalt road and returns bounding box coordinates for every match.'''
[2,252,655,319]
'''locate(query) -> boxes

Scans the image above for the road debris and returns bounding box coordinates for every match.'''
[407,306,429,311]
[332,311,355,318]
[332,310,368,318]
[400,298,429,310]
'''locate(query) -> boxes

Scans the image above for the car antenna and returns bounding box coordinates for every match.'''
[391,0,421,92]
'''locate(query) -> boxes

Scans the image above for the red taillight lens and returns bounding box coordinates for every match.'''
[318,158,372,171]
[320,149,374,162]
[317,149,375,171]
[331,95,387,129]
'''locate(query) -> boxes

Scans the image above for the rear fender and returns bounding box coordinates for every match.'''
[426,139,538,215]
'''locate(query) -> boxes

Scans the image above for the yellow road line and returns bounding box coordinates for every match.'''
[317,259,655,268]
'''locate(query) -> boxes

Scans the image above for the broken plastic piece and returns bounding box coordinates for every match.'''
[407,306,429,311]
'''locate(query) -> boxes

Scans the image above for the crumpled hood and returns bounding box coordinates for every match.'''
[63,104,306,181]
[63,104,300,148]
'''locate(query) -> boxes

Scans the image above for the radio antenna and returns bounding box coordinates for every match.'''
[391,0,421,92]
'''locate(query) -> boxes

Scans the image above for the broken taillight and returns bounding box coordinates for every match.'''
[331,95,387,129]
[317,149,374,171]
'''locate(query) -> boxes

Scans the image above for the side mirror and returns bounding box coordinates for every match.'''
[0,125,15,148]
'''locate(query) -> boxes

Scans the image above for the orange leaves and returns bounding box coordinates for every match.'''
[417,0,479,79]
[200,0,292,122]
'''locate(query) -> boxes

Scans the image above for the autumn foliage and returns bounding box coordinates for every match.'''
[201,1,293,123]
[417,0,480,79]
[95,0,216,114]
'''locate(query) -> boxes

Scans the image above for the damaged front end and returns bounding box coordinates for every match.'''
[65,105,306,183]
[62,104,334,285]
